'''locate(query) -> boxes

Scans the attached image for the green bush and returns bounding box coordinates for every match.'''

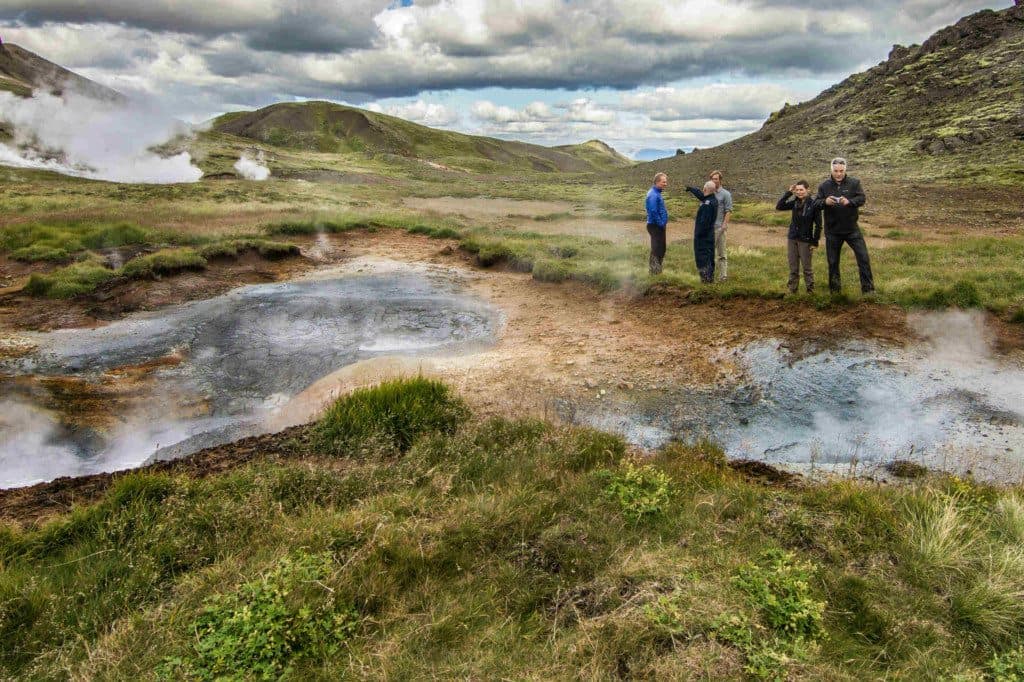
[991,646,1024,681]
[120,249,206,279]
[24,260,116,298]
[599,461,673,522]
[315,378,471,456]
[161,553,358,680]
[733,549,825,641]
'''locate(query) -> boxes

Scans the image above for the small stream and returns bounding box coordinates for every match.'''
[0,262,500,488]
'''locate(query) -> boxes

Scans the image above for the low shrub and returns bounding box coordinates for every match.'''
[160,553,358,680]
[315,377,471,456]
[990,646,1024,681]
[598,461,673,522]
[733,549,826,641]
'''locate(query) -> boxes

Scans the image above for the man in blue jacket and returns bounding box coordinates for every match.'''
[645,172,669,274]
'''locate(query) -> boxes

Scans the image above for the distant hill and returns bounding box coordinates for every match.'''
[633,149,681,162]
[620,4,1024,198]
[0,43,123,102]
[211,101,634,173]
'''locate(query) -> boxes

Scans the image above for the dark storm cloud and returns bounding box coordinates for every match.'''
[0,0,1010,105]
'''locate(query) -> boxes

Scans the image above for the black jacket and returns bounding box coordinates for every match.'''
[776,192,822,245]
[815,175,866,234]
[685,187,718,237]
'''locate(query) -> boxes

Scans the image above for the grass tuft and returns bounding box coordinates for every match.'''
[119,248,207,279]
[314,377,471,456]
[23,260,116,298]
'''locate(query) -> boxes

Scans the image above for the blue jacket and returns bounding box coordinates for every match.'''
[645,186,668,228]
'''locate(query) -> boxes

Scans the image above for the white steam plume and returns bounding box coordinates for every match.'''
[234,150,270,180]
[0,89,203,183]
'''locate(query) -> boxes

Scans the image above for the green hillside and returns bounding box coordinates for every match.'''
[621,4,1024,201]
[211,101,634,174]
[0,43,123,101]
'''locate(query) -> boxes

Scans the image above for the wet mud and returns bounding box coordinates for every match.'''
[1,263,499,488]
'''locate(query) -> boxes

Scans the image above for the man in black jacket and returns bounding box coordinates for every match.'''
[815,157,874,294]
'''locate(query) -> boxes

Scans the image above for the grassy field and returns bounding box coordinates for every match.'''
[3,164,1022,317]
[4,379,1024,680]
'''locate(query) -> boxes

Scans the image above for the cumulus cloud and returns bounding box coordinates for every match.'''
[621,84,797,121]
[367,99,461,127]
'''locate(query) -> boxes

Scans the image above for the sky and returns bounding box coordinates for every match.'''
[0,0,1011,158]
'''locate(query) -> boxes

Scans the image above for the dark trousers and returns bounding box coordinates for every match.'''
[694,226,715,283]
[787,239,814,293]
[825,230,874,293]
[647,224,666,274]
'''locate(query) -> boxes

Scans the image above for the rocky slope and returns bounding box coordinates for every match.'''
[622,4,1024,199]
[0,43,123,102]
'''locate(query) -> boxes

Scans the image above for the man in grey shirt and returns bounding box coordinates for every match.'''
[709,170,733,281]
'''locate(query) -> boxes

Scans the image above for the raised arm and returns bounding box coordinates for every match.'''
[685,186,705,202]
[776,191,795,211]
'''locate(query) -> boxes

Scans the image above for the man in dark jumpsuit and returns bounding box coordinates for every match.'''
[685,180,719,283]
[815,157,875,294]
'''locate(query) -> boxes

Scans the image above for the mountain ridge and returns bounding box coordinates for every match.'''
[210,101,634,174]
[0,43,123,102]
[620,3,1024,197]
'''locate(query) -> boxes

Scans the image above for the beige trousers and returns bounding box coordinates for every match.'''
[714,225,728,280]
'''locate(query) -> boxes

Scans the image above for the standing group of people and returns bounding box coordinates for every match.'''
[644,157,875,295]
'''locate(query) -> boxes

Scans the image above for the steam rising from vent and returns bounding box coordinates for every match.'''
[0,89,203,183]
[234,150,270,180]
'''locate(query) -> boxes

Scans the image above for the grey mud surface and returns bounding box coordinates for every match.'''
[566,314,1024,481]
[0,261,500,488]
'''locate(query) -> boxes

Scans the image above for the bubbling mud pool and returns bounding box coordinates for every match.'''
[0,262,501,488]
[568,311,1024,481]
